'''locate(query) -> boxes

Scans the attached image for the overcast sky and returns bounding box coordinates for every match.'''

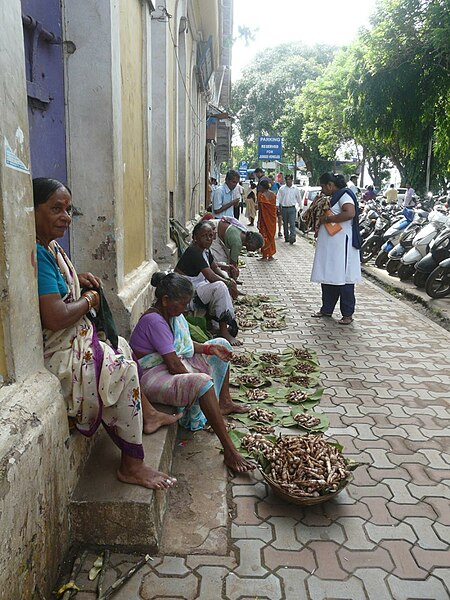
[232,0,379,80]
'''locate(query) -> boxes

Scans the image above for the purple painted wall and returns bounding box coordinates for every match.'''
[21,0,69,253]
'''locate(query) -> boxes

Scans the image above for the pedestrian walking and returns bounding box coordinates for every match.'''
[257,178,277,261]
[245,182,257,226]
[310,172,362,324]
[277,174,301,244]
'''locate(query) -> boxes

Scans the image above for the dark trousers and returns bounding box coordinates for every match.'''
[321,283,355,317]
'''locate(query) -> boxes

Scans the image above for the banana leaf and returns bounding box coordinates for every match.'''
[230,375,271,388]
[228,429,277,456]
[232,404,287,427]
[281,408,329,432]
[185,315,211,343]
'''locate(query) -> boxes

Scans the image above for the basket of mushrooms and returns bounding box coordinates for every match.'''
[242,432,356,506]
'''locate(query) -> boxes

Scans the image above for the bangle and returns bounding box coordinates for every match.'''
[203,344,213,355]
[83,293,92,311]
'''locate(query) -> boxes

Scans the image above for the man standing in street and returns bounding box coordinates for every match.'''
[254,167,265,192]
[347,174,360,196]
[277,174,301,244]
[385,184,398,204]
[211,170,241,218]
[403,183,416,208]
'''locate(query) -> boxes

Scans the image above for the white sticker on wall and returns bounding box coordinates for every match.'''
[4,137,30,174]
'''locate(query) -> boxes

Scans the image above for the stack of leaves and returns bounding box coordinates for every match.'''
[234,294,288,331]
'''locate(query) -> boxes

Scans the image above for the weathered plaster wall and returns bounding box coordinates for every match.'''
[0,4,92,599]
[120,0,146,275]
[64,0,156,336]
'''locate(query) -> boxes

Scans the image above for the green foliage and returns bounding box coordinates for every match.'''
[231,43,337,145]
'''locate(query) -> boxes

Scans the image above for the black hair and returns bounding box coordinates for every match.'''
[192,221,213,238]
[254,167,264,174]
[250,182,256,189]
[245,231,264,250]
[259,178,270,190]
[225,169,240,181]
[319,172,346,189]
[32,177,71,207]
[285,174,293,179]
[151,272,193,300]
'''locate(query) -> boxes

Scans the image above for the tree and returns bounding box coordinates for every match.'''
[231,43,337,145]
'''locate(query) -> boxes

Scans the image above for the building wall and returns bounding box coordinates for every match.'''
[119,0,146,275]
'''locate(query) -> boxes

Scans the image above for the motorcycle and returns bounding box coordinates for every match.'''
[385,210,429,275]
[413,219,450,287]
[360,205,401,263]
[374,207,415,269]
[397,210,449,281]
[425,257,450,299]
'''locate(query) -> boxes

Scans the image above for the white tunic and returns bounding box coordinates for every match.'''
[311,192,362,285]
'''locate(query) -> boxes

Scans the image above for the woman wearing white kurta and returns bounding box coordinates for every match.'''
[311,173,362,324]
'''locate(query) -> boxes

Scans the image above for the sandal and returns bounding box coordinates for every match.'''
[338,316,353,325]
[311,311,332,318]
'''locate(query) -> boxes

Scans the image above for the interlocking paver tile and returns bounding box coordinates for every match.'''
[225,572,282,600]
[417,449,450,468]
[276,568,310,600]
[263,546,316,572]
[359,497,398,524]
[232,539,267,577]
[338,546,394,572]
[294,520,345,545]
[380,541,428,579]
[354,568,392,600]
[233,496,262,525]
[195,566,228,600]
[186,554,237,569]
[154,557,189,576]
[409,480,450,499]
[231,523,273,542]
[404,518,448,550]
[308,541,348,580]
[387,573,449,600]
[412,547,450,570]
[232,481,267,499]
[433,568,450,597]
[365,521,417,544]
[307,574,367,599]
[268,516,305,550]
[140,570,198,600]
[335,516,376,550]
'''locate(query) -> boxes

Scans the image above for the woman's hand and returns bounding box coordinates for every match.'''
[78,272,101,289]
[229,264,240,280]
[204,344,232,361]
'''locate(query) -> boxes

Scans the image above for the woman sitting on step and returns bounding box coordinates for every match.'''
[175,221,242,346]
[129,272,254,474]
[33,177,179,490]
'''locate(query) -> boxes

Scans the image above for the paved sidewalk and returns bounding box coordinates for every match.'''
[71,235,450,600]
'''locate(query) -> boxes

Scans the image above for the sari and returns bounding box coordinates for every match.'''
[138,314,231,431]
[257,190,277,258]
[38,241,144,458]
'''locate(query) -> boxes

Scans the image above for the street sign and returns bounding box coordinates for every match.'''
[238,160,248,179]
[258,136,282,161]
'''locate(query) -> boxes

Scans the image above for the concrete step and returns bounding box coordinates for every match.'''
[69,418,178,553]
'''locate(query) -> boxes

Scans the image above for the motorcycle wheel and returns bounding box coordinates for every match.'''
[397,263,415,281]
[361,239,379,263]
[386,258,400,275]
[412,270,429,288]
[425,266,450,299]
[375,251,389,269]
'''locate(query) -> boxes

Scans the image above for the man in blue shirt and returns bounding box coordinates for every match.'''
[211,169,241,217]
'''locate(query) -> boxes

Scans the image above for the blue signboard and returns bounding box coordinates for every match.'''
[258,136,282,161]
[238,160,248,179]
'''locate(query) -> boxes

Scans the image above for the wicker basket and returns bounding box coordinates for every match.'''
[260,470,352,506]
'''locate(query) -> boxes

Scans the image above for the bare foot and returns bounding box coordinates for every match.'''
[220,399,250,415]
[143,411,182,435]
[220,331,243,346]
[224,448,256,473]
[117,462,177,490]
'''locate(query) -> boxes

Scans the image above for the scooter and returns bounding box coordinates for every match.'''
[425,257,450,299]
[360,206,401,263]
[374,207,415,269]
[385,210,429,275]
[413,219,450,287]
[397,211,449,281]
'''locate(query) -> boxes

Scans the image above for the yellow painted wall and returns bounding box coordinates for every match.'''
[119,0,146,274]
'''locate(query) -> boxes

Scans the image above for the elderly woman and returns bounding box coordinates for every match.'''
[207,217,263,279]
[33,177,178,490]
[257,178,277,260]
[311,172,362,324]
[175,221,242,346]
[130,272,254,473]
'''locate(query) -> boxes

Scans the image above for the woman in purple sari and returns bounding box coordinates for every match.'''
[33,177,178,490]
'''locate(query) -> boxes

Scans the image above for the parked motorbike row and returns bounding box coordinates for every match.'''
[359,196,450,299]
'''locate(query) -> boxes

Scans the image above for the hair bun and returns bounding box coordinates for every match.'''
[151,271,168,288]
